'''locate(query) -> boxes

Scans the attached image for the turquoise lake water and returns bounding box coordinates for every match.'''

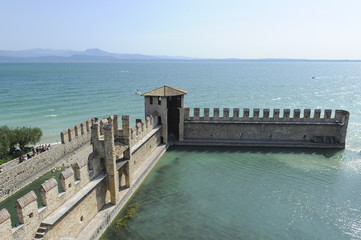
[1,62,361,239]
[101,146,361,240]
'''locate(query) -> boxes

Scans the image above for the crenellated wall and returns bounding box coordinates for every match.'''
[182,108,349,148]
[0,112,163,240]
[0,158,99,240]
[130,115,158,147]
[184,107,347,122]
[0,85,352,240]
[0,119,93,202]
[60,119,92,147]
[89,114,161,175]
[79,112,164,240]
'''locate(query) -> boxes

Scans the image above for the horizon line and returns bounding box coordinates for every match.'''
[1,48,361,61]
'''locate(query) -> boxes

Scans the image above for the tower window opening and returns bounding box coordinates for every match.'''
[150,97,153,105]
[158,97,161,105]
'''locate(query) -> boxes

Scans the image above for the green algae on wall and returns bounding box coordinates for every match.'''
[116,203,138,229]
[0,167,65,226]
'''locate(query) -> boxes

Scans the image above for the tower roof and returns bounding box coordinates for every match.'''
[141,85,187,97]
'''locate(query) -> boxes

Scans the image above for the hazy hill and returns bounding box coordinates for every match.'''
[0,49,359,62]
[0,48,188,62]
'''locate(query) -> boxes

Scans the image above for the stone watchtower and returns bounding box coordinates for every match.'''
[142,85,187,143]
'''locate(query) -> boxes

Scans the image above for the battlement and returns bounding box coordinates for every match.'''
[0,159,90,239]
[130,115,156,147]
[60,119,93,145]
[91,114,158,149]
[181,107,349,148]
[184,108,349,124]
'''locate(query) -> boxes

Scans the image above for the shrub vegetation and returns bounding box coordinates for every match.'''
[0,125,42,163]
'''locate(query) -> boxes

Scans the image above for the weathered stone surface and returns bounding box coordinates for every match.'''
[16,190,38,235]
[0,208,11,239]
[183,107,349,148]
[16,191,37,209]
[40,178,59,209]
[0,208,10,224]
[60,167,74,180]
[40,178,58,192]
[76,159,88,169]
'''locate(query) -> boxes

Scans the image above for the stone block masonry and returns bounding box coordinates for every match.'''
[181,107,349,148]
[0,119,93,202]
[0,112,165,239]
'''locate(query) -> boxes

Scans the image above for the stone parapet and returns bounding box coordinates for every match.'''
[0,158,90,240]
[183,107,349,148]
[0,141,92,203]
[184,107,349,123]
[129,115,156,148]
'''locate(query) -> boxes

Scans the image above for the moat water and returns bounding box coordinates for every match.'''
[1,62,361,239]
[101,146,361,240]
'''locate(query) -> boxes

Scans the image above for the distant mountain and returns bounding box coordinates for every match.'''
[0,49,79,58]
[0,48,184,62]
[0,48,360,62]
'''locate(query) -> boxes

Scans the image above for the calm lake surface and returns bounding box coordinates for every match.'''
[1,62,361,239]
[101,146,361,240]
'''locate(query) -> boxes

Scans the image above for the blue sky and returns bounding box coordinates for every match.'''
[1,0,361,59]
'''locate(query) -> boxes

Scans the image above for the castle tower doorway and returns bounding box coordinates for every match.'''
[167,96,181,141]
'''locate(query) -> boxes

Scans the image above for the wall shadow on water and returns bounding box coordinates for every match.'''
[168,145,342,158]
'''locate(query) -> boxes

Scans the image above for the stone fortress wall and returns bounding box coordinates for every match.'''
[0,113,163,240]
[0,85,351,240]
[182,107,349,148]
[0,119,93,202]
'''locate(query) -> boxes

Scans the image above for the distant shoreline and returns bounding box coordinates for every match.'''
[1,48,360,63]
[1,58,361,63]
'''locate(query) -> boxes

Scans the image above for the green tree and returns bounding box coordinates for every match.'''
[0,126,10,156]
[7,127,18,153]
[14,127,42,150]
[29,127,42,146]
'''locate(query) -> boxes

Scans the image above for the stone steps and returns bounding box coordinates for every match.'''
[34,224,48,239]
